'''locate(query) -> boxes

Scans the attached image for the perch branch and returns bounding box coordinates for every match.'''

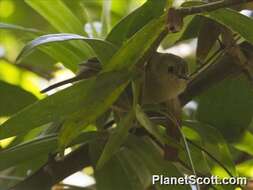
[9,144,91,190]
[179,0,253,15]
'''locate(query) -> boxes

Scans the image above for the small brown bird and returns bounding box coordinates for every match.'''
[142,52,188,104]
[142,52,189,161]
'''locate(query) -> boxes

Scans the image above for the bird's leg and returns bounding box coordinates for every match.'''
[164,97,182,161]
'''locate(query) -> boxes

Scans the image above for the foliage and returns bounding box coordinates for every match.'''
[0,0,253,190]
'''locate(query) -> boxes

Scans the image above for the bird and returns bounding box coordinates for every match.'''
[142,52,189,161]
[142,52,188,104]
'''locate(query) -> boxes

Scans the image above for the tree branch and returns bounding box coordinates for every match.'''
[179,0,253,16]
[9,144,91,190]
[180,42,253,105]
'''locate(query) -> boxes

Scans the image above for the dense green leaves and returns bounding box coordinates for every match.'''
[0,81,37,116]
[96,151,144,190]
[104,14,166,71]
[126,136,189,190]
[196,75,253,141]
[0,71,130,140]
[2,0,253,189]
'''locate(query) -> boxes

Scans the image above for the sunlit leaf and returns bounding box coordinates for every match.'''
[25,0,85,35]
[183,120,237,177]
[233,131,253,156]
[16,33,117,66]
[104,14,166,71]
[0,81,37,116]
[106,0,166,46]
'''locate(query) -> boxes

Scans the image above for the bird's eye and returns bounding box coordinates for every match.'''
[167,66,174,73]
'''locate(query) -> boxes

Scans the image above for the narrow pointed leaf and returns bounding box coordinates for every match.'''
[25,0,85,35]
[16,33,117,65]
[233,131,253,156]
[106,0,166,46]
[135,105,166,145]
[0,132,98,171]
[0,71,130,140]
[97,111,134,169]
[104,14,166,71]
[0,22,43,34]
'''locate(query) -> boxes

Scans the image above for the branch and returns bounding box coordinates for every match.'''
[179,42,253,105]
[9,144,91,190]
[179,0,253,16]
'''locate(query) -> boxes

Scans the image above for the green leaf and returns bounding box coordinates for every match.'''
[135,104,166,145]
[97,110,134,169]
[25,0,85,35]
[0,24,82,72]
[206,8,253,45]
[16,33,117,66]
[106,0,166,46]
[0,22,43,34]
[196,75,253,141]
[119,148,151,189]
[183,120,237,177]
[24,0,96,61]
[0,81,37,116]
[0,132,98,171]
[126,135,189,190]
[0,71,130,140]
[1,9,166,142]
[104,14,166,72]
[38,43,85,72]
[95,150,143,190]
[233,131,253,156]
[236,159,253,177]
[0,134,57,171]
